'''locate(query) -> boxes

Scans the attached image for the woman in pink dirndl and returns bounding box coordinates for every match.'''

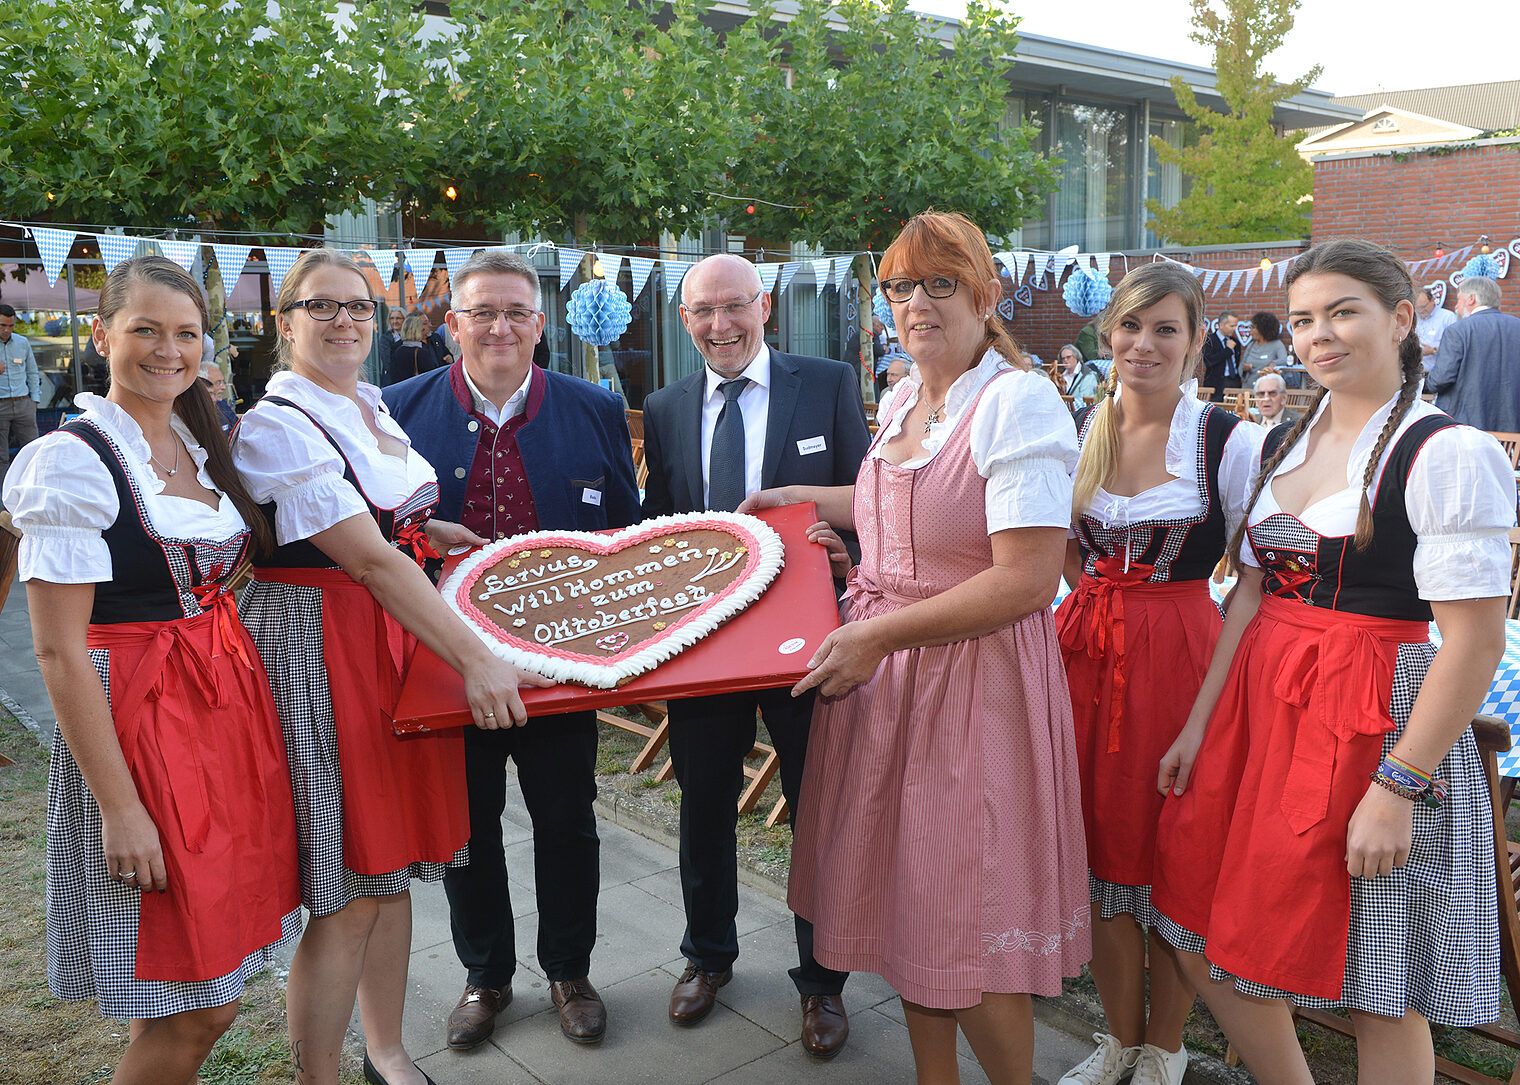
[748,211,1090,1084]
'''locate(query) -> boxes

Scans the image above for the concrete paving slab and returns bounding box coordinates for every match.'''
[630,865,792,939]
[496,967,787,1085]
[416,1044,541,1084]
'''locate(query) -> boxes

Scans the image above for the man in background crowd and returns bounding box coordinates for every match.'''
[0,304,41,494]
[1429,276,1520,431]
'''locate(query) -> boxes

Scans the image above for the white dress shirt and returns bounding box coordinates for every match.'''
[699,345,771,506]
[462,362,534,426]
[1239,394,1515,600]
[1417,306,1458,360]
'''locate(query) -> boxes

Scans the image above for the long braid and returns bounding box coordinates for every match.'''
[1350,327,1425,550]
[1224,384,1329,564]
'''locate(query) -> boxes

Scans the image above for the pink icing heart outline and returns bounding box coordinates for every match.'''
[594,632,630,653]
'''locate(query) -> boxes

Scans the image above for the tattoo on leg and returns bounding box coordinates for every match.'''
[291,1038,305,1074]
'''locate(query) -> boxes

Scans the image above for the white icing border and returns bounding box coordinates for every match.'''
[440,511,786,688]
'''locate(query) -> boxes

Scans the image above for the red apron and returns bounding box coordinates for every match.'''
[87,591,300,982]
[254,566,469,875]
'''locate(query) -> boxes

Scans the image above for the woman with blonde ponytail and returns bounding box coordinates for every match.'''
[1054,263,1264,1085]
[1151,238,1515,1084]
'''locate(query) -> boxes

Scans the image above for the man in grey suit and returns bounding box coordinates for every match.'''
[1429,276,1520,432]
[641,253,870,1058]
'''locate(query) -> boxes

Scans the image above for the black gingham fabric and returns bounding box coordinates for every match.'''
[46,651,299,1019]
[1090,874,1161,928]
[240,579,464,917]
[1156,640,1499,1026]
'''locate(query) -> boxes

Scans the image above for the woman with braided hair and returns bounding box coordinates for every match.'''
[1054,263,1263,1085]
[1150,238,1514,1084]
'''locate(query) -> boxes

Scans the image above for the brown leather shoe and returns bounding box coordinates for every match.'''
[446,983,511,1049]
[800,993,848,1058]
[550,977,607,1044]
[668,963,732,1024]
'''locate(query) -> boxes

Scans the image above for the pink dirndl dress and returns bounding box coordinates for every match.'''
[788,370,1091,1009]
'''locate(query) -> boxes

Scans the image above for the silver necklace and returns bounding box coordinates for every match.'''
[923,400,947,434]
[149,439,180,478]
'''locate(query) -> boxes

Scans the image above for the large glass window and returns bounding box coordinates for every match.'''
[657,232,708,387]
[786,243,841,362]
[1146,117,1198,248]
[1050,101,1133,251]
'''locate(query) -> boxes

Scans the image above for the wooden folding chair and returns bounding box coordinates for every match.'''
[624,408,644,441]
[1220,388,1252,420]
[1285,717,1520,1084]
[1508,527,1520,622]
[1486,433,1520,472]
[0,512,22,615]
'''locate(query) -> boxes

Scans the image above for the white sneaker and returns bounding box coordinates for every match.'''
[1058,1032,1142,1085]
[1131,1043,1188,1085]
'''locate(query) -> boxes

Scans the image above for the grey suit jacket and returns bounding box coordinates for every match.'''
[641,349,870,518]
[1428,308,1520,432]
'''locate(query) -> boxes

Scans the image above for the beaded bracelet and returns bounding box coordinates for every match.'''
[1369,765,1448,809]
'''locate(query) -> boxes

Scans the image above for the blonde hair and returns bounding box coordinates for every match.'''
[1072,263,1206,514]
[273,249,373,369]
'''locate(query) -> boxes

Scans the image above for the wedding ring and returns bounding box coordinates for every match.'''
[484,712,495,718]
[120,870,136,879]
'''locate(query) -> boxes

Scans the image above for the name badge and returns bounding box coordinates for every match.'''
[797,436,827,456]
[582,488,603,506]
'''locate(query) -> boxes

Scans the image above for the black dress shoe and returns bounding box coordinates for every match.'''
[363,1050,438,1085]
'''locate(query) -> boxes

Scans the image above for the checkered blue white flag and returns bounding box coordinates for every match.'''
[404,249,439,291]
[441,247,476,293]
[557,248,585,291]
[31,227,77,287]
[156,239,200,272]
[597,253,623,290]
[210,244,253,287]
[262,246,305,297]
[627,257,656,302]
[662,260,691,305]
[365,249,400,287]
[97,233,140,273]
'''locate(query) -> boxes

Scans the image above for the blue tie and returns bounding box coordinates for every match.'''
[707,377,750,512]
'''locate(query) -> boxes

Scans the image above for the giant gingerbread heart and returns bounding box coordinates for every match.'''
[442,512,785,688]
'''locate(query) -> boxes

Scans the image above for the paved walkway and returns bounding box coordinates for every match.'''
[0,575,1099,1084]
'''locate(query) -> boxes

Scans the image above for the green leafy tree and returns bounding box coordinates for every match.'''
[1146,0,1319,245]
[727,0,1052,253]
[409,0,769,247]
[0,0,434,235]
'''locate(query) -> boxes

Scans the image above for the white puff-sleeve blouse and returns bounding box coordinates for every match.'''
[871,350,1078,532]
[1239,395,1515,601]
[232,371,438,547]
[4,393,244,584]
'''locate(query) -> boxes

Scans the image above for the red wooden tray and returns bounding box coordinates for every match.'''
[392,503,840,732]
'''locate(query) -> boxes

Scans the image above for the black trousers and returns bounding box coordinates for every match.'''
[666,688,848,996]
[442,710,599,987]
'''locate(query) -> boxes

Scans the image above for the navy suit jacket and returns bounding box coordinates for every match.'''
[1200,331,1242,392]
[382,362,641,533]
[1427,308,1520,432]
[640,350,870,518]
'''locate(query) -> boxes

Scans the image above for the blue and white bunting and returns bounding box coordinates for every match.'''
[662,260,692,305]
[812,258,832,298]
[1095,253,1113,276]
[756,262,781,294]
[557,248,585,291]
[833,256,854,292]
[403,249,439,291]
[365,249,400,286]
[262,246,305,297]
[441,247,477,291]
[210,244,253,287]
[98,233,140,273]
[31,227,77,287]
[597,253,624,289]
[627,257,656,302]
[777,262,800,297]
[157,239,200,273]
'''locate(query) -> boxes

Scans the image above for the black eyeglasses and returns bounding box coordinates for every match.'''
[280,298,377,321]
[879,276,958,303]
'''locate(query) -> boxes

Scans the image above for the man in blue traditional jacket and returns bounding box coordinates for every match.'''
[384,249,639,1052]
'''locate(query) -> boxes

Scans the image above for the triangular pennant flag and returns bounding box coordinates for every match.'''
[1199,270,1216,292]
[1054,244,1079,282]
[441,247,477,291]
[834,255,854,292]
[756,262,781,294]
[777,262,800,296]
[211,244,253,287]
[558,248,585,291]
[662,260,691,305]
[992,251,1015,278]
[1210,271,1227,296]
[1031,252,1052,284]
[262,246,305,297]
[158,239,200,272]
[627,257,656,302]
[98,233,140,273]
[1095,253,1112,276]
[31,227,77,287]
[364,248,400,286]
[1227,268,1246,293]
[403,248,439,290]
[597,253,624,287]
[812,258,833,298]
[1013,252,1031,286]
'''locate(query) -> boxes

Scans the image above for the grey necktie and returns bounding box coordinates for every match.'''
[707,377,751,512]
